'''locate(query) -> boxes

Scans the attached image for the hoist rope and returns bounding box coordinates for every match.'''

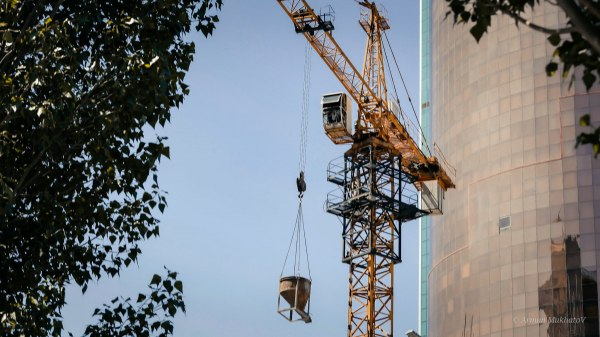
[280,201,300,277]
[299,39,312,173]
[382,30,433,157]
[280,40,312,281]
[280,200,312,280]
[300,202,311,279]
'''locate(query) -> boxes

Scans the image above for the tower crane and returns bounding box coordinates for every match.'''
[276,1,456,336]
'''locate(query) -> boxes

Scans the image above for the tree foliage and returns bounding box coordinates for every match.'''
[0,0,221,335]
[83,270,185,337]
[445,0,600,156]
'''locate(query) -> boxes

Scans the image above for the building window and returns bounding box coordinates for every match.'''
[499,216,511,234]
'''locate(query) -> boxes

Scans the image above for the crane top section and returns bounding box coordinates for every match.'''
[276,0,456,191]
[359,3,389,33]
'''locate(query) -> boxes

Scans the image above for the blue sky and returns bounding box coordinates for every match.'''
[62,1,423,336]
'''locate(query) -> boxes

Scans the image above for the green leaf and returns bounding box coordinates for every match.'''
[174,280,183,292]
[158,203,165,213]
[137,294,146,302]
[546,62,558,77]
[1,180,13,197]
[583,71,596,90]
[161,146,170,159]
[151,274,162,285]
[548,34,560,46]
[3,31,12,43]
[469,23,486,42]
[163,280,173,294]
[581,115,591,127]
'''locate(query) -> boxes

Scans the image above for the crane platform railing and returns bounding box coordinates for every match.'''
[360,3,390,32]
[433,142,456,180]
[325,186,423,222]
[382,107,456,188]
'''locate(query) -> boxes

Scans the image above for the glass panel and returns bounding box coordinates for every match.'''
[582,284,598,299]
[568,286,582,301]
[500,216,511,233]
[566,253,581,269]
[583,300,599,318]
[567,269,582,286]
[322,94,341,104]
[539,239,551,257]
[565,235,581,253]
[568,301,584,318]
[551,237,566,255]
[553,287,567,303]
[552,270,567,288]
[539,289,553,305]
[539,271,553,289]
[584,317,599,335]
[582,268,598,284]
[525,240,538,259]
[539,323,551,337]
[323,108,343,124]
[552,255,567,271]
[552,322,568,337]
[512,244,525,262]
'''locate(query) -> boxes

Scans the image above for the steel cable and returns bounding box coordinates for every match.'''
[299,39,312,173]
[383,30,432,157]
[281,41,312,280]
[281,203,302,278]
[279,200,312,279]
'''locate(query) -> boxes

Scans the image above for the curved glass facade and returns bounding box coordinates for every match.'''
[422,1,600,336]
[419,0,432,335]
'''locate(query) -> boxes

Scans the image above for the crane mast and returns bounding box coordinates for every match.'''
[276,1,456,336]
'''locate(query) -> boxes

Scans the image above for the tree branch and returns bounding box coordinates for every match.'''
[484,0,579,35]
[50,0,65,20]
[557,0,600,54]
[579,0,600,20]
[0,0,44,75]
[11,145,48,201]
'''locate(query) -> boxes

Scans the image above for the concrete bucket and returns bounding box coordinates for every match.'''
[277,276,312,323]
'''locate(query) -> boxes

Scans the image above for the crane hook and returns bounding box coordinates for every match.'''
[296,171,307,198]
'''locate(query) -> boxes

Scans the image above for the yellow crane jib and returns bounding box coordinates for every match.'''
[276,0,455,191]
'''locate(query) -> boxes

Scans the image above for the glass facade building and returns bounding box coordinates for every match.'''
[419,0,432,335]
[420,1,600,337]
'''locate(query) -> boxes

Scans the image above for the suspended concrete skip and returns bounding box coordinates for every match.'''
[277,197,312,323]
[278,276,312,323]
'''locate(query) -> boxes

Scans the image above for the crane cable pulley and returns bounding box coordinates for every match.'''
[282,40,312,280]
